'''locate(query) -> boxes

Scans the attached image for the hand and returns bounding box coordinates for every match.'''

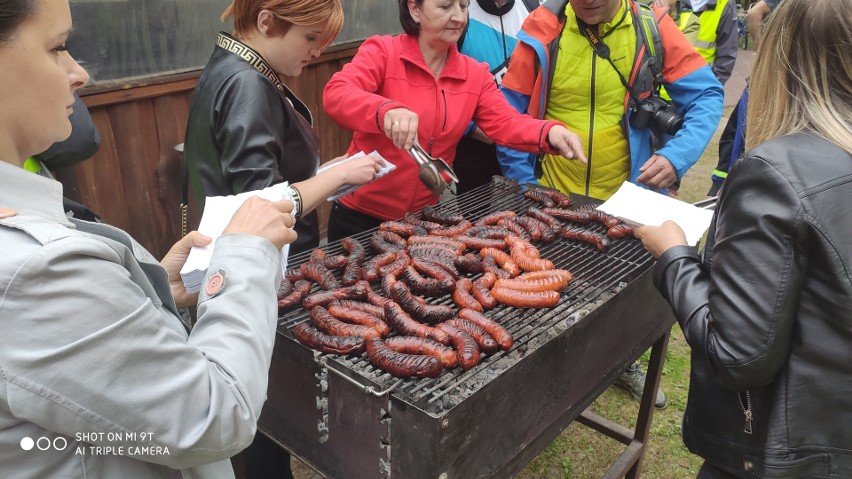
[223,197,298,250]
[0,208,17,219]
[383,108,419,150]
[633,220,688,259]
[161,231,213,308]
[338,154,384,185]
[637,154,677,189]
[547,125,588,163]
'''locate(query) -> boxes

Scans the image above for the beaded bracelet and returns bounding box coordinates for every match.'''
[289,185,303,220]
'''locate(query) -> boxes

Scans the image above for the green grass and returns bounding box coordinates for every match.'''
[515,109,734,479]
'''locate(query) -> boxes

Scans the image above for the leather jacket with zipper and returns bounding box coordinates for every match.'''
[653,134,852,478]
[184,33,320,254]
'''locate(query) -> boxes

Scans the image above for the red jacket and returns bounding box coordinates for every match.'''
[323,34,565,221]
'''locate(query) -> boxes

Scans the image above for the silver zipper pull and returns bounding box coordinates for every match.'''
[744,409,753,435]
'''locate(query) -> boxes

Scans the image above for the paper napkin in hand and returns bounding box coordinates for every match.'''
[317,151,396,201]
[597,182,714,246]
[180,183,293,293]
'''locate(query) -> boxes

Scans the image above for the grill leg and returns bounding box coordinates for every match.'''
[577,328,671,479]
[626,329,670,479]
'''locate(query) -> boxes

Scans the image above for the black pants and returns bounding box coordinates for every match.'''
[327,201,384,242]
[453,136,503,195]
[237,433,293,479]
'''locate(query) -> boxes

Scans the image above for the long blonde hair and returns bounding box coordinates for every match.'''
[222,0,344,50]
[746,0,852,153]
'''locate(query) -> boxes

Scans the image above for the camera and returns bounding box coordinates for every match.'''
[630,95,683,136]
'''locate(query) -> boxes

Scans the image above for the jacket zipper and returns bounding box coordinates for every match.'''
[586,51,596,196]
[441,89,448,131]
[738,390,753,435]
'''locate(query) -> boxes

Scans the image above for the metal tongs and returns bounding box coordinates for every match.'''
[407,143,459,196]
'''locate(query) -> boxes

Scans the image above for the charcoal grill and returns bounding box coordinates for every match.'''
[258,177,675,478]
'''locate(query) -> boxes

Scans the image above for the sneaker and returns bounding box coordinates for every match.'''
[616,363,668,408]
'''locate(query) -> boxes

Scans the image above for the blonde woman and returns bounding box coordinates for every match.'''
[635,0,852,476]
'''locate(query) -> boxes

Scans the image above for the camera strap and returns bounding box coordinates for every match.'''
[575,15,644,108]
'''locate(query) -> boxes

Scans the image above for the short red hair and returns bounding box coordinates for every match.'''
[222,0,344,48]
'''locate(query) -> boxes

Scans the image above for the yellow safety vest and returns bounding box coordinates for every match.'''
[694,0,729,65]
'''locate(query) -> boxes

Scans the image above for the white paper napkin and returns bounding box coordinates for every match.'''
[180,183,293,293]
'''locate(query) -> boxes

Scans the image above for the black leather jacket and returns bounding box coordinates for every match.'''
[653,134,852,478]
[184,33,319,254]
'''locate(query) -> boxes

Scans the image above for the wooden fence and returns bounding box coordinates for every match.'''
[64,43,360,259]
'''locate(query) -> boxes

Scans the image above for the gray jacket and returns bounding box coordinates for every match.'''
[0,161,282,478]
[654,134,852,477]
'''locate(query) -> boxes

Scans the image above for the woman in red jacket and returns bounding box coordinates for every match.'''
[322,0,585,240]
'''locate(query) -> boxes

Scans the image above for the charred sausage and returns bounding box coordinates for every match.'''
[436,323,480,370]
[366,338,443,378]
[384,336,458,368]
[293,322,366,355]
[458,309,513,351]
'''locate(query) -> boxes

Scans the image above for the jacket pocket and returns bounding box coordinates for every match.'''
[760,453,830,478]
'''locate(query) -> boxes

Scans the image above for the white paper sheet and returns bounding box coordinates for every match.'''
[180,183,293,293]
[597,182,714,246]
[317,151,395,201]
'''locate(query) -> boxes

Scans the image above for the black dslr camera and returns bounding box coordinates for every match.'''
[630,95,683,136]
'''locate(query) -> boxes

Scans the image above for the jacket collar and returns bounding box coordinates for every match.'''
[216,32,285,92]
[0,160,72,226]
[399,33,467,80]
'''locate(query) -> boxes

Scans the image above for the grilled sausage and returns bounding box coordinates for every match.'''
[499,218,532,241]
[472,272,498,309]
[427,220,472,237]
[455,235,506,251]
[340,237,366,286]
[328,299,385,319]
[277,279,312,310]
[490,287,561,308]
[300,261,340,290]
[362,251,397,282]
[494,275,568,292]
[379,221,427,238]
[327,303,390,337]
[277,278,294,298]
[559,225,611,252]
[452,278,483,312]
[508,242,554,272]
[366,338,443,378]
[378,251,411,277]
[384,336,457,368]
[389,281,455,324]
[406,235,467,255]
[454,253,483,274]
[474,210,517,226]
[479,247,520,277]
[526,207,562,228]
[421,205,466,225]
[523,189,556,208]
[302,282,370,309]
[310,305,382,339]
[400,265,454,297]
[535,186,573,208]
[458,308,513,351]
[445,318,499,354]
[607,223,635,239]
[383,302,450,344]
[403,212,442,230]
[293,322,366,355]
[481,255,512,279]
[370,231,405,254]
[541,207,593,225]
[436,323,480,370]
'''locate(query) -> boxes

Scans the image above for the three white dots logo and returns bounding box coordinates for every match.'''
[20,436,68,451]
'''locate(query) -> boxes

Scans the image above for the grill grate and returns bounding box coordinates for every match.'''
[276,177,653,413]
